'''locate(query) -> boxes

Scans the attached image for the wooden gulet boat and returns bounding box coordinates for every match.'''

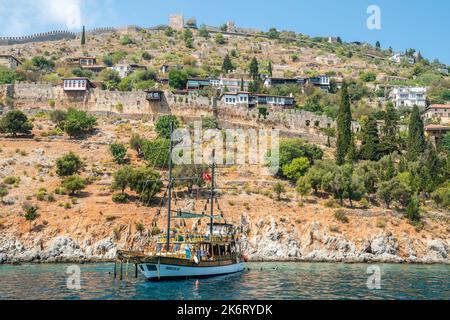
[115,124,246,281]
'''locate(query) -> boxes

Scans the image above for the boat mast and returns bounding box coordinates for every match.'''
[166,122,174,251]
[209,149,215,237]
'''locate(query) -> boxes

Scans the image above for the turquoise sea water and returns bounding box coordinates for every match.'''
[0,262,448,300]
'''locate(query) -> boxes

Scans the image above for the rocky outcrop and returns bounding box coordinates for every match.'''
[0,218,448,264]
[0,235,117,264]
[241,216,449,264]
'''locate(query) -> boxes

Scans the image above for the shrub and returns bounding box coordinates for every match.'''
[56,152,83,177]
[151,225,161,236]
[130,133,144,155]
[334,209,349,223]
[109,142,127,164]
[24,204,39,231]
[3,176,20,185]
[135,221,145,233]
[112,193,129,204]
[376,218,387,229]
[155,115,180,139]
[273,182,285,201]
[36,190,47,201]
[360,198,370,209]
[105,215,118,222]
[62,175,86,196]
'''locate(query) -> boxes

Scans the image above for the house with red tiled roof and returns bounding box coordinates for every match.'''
[425,124,450,145]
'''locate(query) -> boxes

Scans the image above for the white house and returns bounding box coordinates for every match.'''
[111,64,147,79]
[389,86,427,108]
[221,92,250,106]
[62,78,96,92]
[389,53,415,65]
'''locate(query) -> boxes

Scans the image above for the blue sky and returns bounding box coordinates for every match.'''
[0,0,449,64]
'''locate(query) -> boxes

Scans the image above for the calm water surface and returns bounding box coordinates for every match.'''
[0,263,448,300]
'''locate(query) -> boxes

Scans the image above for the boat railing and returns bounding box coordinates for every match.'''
[156,234,236,244]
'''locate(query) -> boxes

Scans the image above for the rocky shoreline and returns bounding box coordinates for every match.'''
[1,217,448,265]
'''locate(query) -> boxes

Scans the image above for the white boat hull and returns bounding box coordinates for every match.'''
[138,262,245,281]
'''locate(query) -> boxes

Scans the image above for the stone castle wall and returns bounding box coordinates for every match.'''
[1,82,339,144]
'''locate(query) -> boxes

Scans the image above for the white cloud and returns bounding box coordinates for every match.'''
[0,0,113,35]
[41,0,83,30]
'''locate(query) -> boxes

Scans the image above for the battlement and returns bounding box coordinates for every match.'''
[0,30,76,46]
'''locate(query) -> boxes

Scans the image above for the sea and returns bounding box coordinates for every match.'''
[0,262,448,300]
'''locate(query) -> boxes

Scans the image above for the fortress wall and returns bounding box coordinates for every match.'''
[5,83,336,144]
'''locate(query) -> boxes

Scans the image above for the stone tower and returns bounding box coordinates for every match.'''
[169,14,184,31]
[227,21,237,33]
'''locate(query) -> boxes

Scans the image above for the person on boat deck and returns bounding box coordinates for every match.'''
[185,244,191,259]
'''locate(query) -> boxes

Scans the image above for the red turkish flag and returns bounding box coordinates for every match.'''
[202,172,212,182]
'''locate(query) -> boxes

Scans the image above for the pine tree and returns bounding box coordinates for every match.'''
[375,41,381,50]
[240,77,244,91]
[359,115,380,161]
[407,105,426,161]
[381,102,399,155]
[249,57,259,79]
[81,26,86,46]
[335,82,352,165]
[222,54,233,73]
[268,61,273,77]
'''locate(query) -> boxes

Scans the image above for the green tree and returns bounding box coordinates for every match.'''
[335,82,352,165]
[442,132,450,153]
[168,70,188,90]
[375,41,381,50]
[155,115,180,139]
[0,110,33,136]
[267,28,280,39]
[271,138,323,174]
[381,102,399,155]
[406,105,426,161]
[62,175,86,196]
[31,56,55,71]
[355,161,379,194]
[406,197,421,222]
[249,57,259,79]
[142,138,170,168]
[81,25,86,46]
[24,205,39,232]
[0,67,19,84]
[109,142,127,164]
[112,166,132,194]
[282,157,310,182]
[62,108,97,137]
[305,160,338,194]
[56,152,83,177]
[432,183,450,209]
[129,167,162,204]
[222,54,234,73]
[267,61,273,77]
[359,116,380,161]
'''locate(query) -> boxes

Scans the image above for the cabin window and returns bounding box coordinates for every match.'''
[145,264,157,271]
